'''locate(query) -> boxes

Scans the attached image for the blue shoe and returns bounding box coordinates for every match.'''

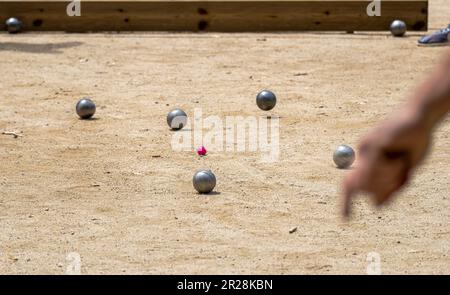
[418,25,450,46]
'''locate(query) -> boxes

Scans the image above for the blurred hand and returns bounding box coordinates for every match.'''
[342,108,432,217]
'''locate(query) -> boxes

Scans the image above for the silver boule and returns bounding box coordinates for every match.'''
[76,98,96,119]
[256,90,277,111]
[193,170,216,194]
[333,145,355,169]
[390,20,407,37]
[167,108,187,130]
[5,17,22,34]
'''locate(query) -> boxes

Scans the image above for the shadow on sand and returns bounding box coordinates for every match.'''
[0,41,83,53]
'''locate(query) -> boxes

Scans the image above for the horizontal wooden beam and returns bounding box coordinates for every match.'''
[0,1,428,32]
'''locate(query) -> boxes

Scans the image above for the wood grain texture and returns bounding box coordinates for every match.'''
[0,1,428,32]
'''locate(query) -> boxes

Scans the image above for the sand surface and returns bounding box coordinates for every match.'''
[0,0,449,274]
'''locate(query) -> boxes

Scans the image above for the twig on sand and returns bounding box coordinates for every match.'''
[289,227,298,234]
[1,131,22,138]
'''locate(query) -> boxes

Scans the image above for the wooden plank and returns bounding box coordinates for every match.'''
[0,1,428,32]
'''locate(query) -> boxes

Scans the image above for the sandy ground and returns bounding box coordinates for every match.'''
[0,0,449,275]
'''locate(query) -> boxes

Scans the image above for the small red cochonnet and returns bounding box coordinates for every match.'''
[197,146,207,156]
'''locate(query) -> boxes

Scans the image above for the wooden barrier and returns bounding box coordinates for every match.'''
[0,0,428,32]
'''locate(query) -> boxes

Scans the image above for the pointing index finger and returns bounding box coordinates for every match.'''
[342,175,356,218]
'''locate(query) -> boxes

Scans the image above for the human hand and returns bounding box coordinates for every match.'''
[342,108,432,217]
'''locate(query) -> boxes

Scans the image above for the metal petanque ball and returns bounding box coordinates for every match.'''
[390,20,407,37]
[256,90,277,111]
[167,108,187,130]
[5,17,22,34]
[76,98,96,119]
[193,170,216,194]
[333,145,355,169]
